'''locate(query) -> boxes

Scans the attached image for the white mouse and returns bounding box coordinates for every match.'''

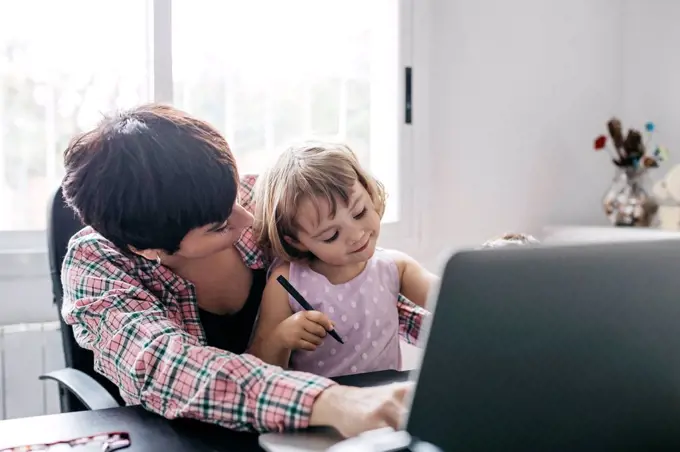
[326,427,411,452]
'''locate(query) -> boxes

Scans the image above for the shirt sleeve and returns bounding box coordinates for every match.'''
[234,174,270,270]
[396,293,430,345]
[239,174,258,213]
[60,235,335,432]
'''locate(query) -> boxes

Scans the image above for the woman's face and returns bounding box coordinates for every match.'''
[172,202,254,260]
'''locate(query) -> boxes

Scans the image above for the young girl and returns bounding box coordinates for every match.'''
[249,142,437,377]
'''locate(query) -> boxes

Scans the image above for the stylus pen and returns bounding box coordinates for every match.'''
[276,275,344,344]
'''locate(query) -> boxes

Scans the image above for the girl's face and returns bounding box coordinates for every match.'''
[289,181,381,266]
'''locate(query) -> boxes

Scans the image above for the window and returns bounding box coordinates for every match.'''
[0,1,150,232]
[172,0,407,226]
[0,0,414,247]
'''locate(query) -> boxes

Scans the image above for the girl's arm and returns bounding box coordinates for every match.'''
[386,250,439,308]
[248,265,295,368]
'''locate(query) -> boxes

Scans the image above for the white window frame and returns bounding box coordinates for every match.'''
[0,0,421,277]
[377,0,420,253]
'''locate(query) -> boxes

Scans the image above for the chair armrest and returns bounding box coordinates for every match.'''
[39,368,121,411]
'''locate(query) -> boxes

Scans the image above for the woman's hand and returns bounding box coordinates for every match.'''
[274,311,334,351]
[309,383,412,438]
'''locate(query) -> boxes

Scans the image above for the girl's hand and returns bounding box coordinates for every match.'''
[274,311,334,351]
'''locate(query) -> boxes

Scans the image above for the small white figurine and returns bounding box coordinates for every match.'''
[652,164,680,230]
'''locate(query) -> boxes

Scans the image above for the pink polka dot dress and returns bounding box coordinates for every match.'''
[287,249,401,377]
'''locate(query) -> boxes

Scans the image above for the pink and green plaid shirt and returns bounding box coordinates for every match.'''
[61,174,428,433]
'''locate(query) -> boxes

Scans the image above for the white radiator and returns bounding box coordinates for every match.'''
[0,321,64,420]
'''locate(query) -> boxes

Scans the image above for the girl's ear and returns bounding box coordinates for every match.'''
[284,235,309,252]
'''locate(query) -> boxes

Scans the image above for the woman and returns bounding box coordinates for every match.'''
[60,104,429,436]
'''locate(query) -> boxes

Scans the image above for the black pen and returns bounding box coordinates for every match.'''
[276,275,344,344]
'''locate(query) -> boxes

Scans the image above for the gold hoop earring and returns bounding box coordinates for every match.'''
[155,254,162,266]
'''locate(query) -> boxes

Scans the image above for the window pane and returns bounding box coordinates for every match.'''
[0,1,150,231]
[172,0,401,222]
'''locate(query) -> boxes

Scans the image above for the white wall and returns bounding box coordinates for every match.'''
[415,0,626,272]
[621,0,680,174]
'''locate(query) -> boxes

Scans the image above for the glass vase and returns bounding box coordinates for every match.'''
[602,167,658,227]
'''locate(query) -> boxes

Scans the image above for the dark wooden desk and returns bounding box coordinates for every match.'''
[0,370,411,451]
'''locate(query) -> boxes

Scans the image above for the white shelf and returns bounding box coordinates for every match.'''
[541,225,680,245]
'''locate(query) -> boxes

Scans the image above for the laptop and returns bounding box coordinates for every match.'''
[263,239,680,451]
[406,239,680,450]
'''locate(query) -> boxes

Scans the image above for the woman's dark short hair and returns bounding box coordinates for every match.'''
[62,103,239,254]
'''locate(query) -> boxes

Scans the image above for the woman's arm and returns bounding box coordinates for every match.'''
[248,265,295,367]
[61,235,333,433]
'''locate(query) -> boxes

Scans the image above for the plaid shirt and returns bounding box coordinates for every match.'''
[61,174,428,433]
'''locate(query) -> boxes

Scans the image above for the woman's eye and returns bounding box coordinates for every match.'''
[215,224,230,233]
[323,231,339,243]
[354,208,367,220]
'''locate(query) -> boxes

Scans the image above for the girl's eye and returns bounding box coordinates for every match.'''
[323,231,339,243]
[354,208,367,220]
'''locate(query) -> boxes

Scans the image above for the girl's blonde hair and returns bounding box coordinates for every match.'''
[254,142,386,261]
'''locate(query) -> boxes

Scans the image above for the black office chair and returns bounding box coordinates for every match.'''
[40,185,124,412]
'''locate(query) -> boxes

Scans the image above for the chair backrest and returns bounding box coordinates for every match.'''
[47,186,125,411]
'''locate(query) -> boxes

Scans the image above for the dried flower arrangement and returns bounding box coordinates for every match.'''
[593,118,668,170]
